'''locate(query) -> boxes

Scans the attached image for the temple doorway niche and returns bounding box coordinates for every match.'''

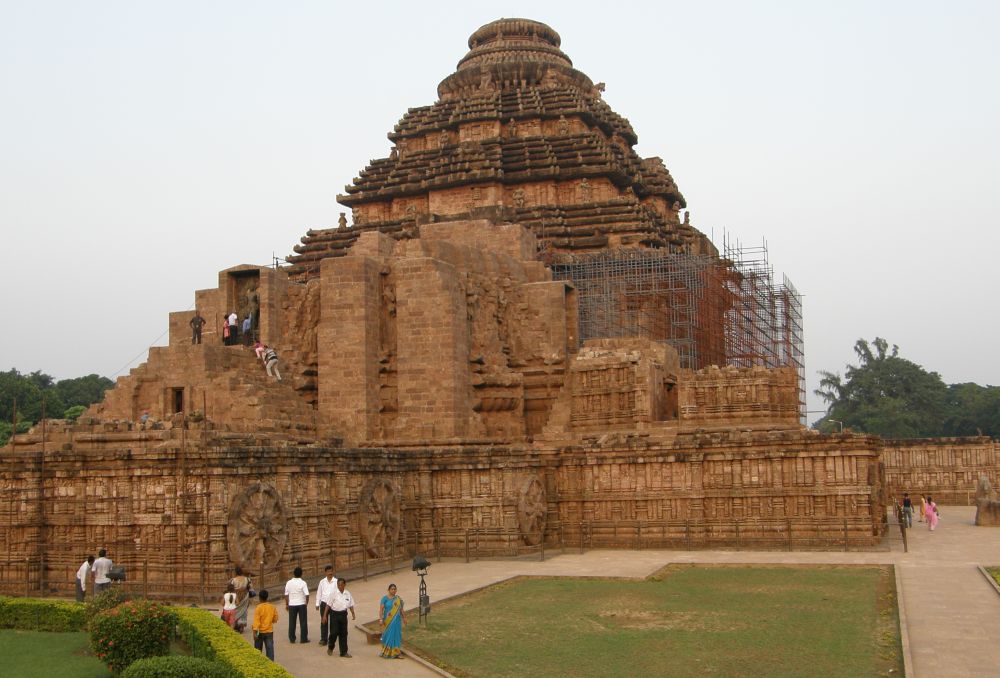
[170,387,184,415]
[228,270,261,344]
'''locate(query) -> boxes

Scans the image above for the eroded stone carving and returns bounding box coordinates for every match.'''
[359,478,402,557]
[227,482,288,570]
[516,476,547,545]
[975,474,1000,526]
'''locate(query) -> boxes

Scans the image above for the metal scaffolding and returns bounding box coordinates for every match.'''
[550,239,805,419]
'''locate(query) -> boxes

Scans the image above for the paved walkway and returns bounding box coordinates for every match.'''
[242,506,999,677]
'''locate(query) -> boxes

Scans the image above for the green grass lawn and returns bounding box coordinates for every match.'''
[405,565,902,678]
[988,567,1000,587]
[0,629,112,678]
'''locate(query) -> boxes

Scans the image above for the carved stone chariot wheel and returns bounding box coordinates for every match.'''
[517,477,547,546]
[359,478,402,558]
[227,482,288,571]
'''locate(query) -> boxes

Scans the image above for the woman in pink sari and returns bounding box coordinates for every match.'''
[926,496,939,531]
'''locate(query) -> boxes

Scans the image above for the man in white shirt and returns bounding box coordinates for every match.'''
[226,311,238,345]
[92,549,113,594]
[315,565,337,645]
[322,577,356,658]
[75,554,94,601]
[284,566,310,643]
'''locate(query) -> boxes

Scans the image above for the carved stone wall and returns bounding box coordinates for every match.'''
[1,421,886,599]
[882,437,1000,505]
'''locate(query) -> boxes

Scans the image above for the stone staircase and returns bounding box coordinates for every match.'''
[90,343,317,440]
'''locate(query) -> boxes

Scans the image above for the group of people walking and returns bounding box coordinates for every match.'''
[224,565,405,663]
[901,493,940,530]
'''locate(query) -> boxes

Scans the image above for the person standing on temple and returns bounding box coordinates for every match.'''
[75,554,94,601]
[242,314,253,346]
[92,548,113,595]
[902,493,913,528]
[227,311,239,345]
[284,566,310,643]
[316,565,337,646]
[190,312,206,344]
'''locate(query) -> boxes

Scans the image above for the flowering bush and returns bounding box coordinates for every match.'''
[121,655,235,677]
[85,587,133,625]
[89,598,177,674]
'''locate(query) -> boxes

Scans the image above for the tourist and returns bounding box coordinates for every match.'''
[252,589,278,661]
[242,314,252,346]
[378,583,405,659]
[919,494,927,522]
[75,554,94,602]
[190,312,206,344]
[284,566,310,643]
[221,582,238,629]
[927,496,940,531]
[230,565,254,632]
[316,565,337,646]
[140,411,149,430]
[263,346,282,381]
[323,576,356,658]
[254,341,267,361]
[222,318,231,345]
[227,311,238,345]
[902,493,913,528]
[92,548,113,595]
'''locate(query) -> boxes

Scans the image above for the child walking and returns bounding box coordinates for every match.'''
[221,583,237,629]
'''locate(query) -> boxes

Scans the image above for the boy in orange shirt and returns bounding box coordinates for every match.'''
[252,589,279,661]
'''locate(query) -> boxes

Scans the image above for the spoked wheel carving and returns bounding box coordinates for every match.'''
[227,482,288,570]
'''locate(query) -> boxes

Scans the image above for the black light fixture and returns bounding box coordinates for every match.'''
[411,555,431,625]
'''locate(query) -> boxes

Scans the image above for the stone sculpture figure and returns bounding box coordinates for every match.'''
[338,212,348,229]
[512,187,526,208]
[507,118,518,138]
[557,114,570,135]
[975,474,1000,526]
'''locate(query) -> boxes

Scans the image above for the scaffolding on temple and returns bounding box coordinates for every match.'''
[549,238,805,420]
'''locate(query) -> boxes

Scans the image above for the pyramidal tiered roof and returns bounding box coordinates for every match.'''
[287,18,714,280]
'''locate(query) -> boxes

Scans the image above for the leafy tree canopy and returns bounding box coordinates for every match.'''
[814,338,999,438]
[0,368,112,445]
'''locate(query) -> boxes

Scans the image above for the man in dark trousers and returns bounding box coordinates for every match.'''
[189,312,206,344]
[323,577,356,658]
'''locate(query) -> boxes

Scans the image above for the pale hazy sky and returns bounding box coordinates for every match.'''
[2,1,998,421]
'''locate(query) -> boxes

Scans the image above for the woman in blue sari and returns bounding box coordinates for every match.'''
[378,583,405,658]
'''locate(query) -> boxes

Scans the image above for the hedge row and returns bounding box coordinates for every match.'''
[122,655,236,678]
[0,596,86,631]
[173,607,293,678]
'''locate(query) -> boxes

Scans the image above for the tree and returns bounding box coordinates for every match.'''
[813,338,949,438]
[0,369,112,445]
[56,374,114,409]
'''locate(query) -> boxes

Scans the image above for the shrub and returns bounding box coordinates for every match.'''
[121,655,235,678]
[173,607,293,678]
[85,587,133,624]
[64,404,87,421]
[0,596,86,631]
[90,598,177,674]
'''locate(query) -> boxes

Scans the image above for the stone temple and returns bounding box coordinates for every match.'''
[3,18,998,597]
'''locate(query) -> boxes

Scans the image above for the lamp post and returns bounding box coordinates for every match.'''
[412,555,431,626]
[829,419,844,433]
